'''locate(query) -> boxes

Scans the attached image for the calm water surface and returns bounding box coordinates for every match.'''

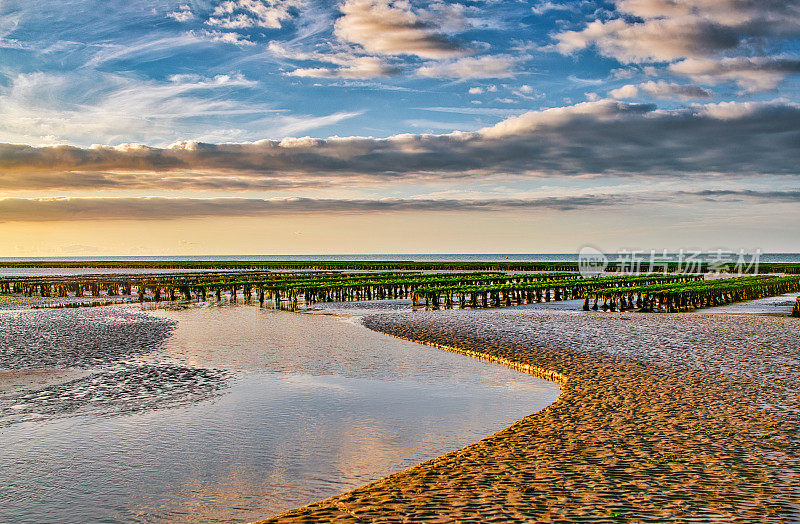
[0,304,559,523]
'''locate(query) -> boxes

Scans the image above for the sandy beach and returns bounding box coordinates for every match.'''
[4,0,800,517]
[263,308,799,523]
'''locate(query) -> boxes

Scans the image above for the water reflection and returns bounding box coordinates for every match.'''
[0,304,560,522]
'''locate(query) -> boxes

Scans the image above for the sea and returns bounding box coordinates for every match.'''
[1,253,799,263]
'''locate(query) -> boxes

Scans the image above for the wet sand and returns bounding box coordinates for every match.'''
[0,368,92,395]
[0,306,228,427]
[263,309,800,523]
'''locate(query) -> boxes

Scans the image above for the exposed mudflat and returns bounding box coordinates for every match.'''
[0,307,174,369]
[0,363,227,426]
[265,309,800,523]
[0,306,228,427]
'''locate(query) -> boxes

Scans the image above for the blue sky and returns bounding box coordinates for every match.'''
[3,0,795,146]
[0,0,607,145]
[0,0,798,254]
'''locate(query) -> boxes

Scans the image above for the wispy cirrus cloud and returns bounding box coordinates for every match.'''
[0,70,360,146]
[269,42,399,78]
[286,57,400,78]
[82,33,213,68]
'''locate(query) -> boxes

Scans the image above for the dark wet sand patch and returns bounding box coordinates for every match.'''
[0,306,228,426]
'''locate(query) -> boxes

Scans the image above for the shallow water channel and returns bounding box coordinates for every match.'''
[0,303,559,523]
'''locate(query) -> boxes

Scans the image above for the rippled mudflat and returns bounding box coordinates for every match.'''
[0,302,559,523]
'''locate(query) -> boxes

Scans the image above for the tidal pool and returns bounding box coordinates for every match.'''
[0,304,560,523]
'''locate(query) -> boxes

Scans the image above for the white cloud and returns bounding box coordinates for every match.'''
[556,17,739,63]
[670,57,800,92]
[608,84,639,99]
[269,42,398,78]
[416,55,515,79]
[555,1,800,64]
[287,63,396,78]
[333,0,467,59]
[610,80,713,100]
[206,0,305,30]
[468,86,484,94]
[264,1,512,81]
[512,84,542,100]
[531,2,575,15]
[167,5,195,22]
[200,30,256,46]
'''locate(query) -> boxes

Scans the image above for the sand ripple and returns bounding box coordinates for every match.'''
[0,306,228,427]
[264,310,800,523]
[0,363,227,426]
[0,307,175,369]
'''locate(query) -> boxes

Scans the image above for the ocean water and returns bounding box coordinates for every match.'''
[0,304,559,523]
[1,253,799,263]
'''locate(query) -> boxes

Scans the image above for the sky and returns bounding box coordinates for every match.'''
[0,0,798,255]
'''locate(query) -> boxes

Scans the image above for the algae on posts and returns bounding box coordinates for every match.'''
[591,276,800,313]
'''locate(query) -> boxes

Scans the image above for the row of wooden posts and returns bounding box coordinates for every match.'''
[588,279,800,313]
[0,271,334,297]
[409,275,702,309]
[298,276,578,304]
[413,286,579,309]
[7,272,795,314]
[1,272,577,306]
[2,281,302,309]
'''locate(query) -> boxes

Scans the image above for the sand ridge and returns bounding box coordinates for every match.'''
[260,310,799,523]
